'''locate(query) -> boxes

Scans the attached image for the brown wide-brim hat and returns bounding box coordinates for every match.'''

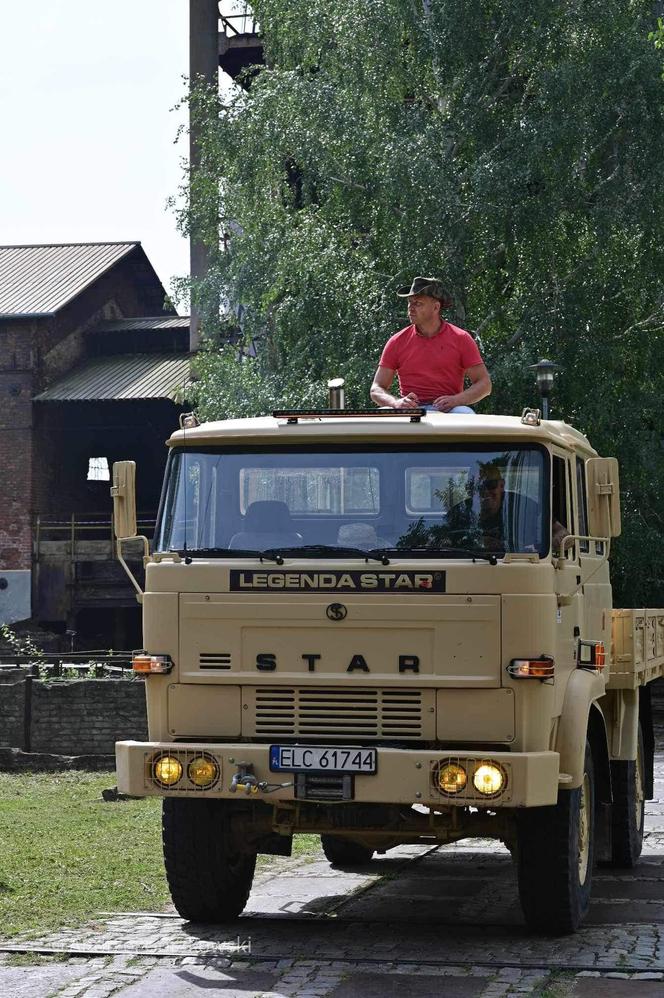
[396,276,453,308]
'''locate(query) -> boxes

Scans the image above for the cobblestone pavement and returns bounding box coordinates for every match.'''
[2,733,663,997]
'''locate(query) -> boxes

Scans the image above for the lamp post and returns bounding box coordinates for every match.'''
[528,358,561,420]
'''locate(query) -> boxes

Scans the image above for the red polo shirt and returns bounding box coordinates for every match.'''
[379,320,483,400]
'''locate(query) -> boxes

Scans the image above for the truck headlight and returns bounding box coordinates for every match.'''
[472,763,506,796]
[153,754,183,787]
[188,755,219,788]
[437,762,467,794]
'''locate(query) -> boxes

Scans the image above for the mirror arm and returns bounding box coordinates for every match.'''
[116,536,148,602]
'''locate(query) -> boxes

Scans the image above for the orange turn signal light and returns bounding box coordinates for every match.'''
[132,653,173,674]
[507,655,554,680]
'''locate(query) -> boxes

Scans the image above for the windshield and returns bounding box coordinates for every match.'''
[155,444,548,558]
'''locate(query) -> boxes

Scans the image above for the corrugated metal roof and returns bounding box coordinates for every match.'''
[35,353,192,402]
[0,242,139,316]
[93,316,190,332]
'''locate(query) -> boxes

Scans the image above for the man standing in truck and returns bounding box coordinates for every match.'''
[370,276,492,412]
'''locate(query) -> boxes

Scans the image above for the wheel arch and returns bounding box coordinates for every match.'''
[587,702,612,805]
[556,669,610,793]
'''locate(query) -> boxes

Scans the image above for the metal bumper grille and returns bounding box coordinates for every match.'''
[243,687,433,740]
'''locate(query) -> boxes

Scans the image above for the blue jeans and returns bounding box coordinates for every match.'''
[422,404,475,414]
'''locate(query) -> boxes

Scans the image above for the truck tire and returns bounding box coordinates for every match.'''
[162,798,256,922]
[516,739,595,934]
[610,723,645,868]
[321,834,374,867]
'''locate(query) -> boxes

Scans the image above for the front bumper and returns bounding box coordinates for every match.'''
[116,741,560,808]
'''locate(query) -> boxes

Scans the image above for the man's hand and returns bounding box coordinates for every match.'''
[370,365,419,410]
[432,394,462,412]
[394,393,420,410]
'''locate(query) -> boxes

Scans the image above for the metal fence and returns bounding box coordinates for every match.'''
[0,651,134,678]
[34,513,156,551]
[219,7,259,36]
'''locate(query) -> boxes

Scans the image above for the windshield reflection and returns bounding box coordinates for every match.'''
[155,445,547,558]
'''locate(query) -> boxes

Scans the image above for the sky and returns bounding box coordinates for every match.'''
[0,1,195,306]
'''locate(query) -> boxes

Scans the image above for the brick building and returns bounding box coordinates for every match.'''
[0,242,190,646]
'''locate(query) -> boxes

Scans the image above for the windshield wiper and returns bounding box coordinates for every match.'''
[175,547,286,564]
[390,546,499,565]
[267,544,390,565]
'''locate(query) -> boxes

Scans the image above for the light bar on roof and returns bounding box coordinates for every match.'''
[272,408,426,423]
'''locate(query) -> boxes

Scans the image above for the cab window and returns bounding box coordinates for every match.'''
[552,455,571,557]
[576,457,590,553]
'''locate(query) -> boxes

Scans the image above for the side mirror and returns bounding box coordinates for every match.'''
[586,457,621,538]
[111,461,137,539]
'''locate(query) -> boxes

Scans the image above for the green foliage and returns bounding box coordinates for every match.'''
[650,17,664,76]
[181,0,664,604]
[0,625,43,673]
[191,342,327,420]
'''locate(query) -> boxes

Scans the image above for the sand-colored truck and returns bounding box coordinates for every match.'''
[113,406,664,933]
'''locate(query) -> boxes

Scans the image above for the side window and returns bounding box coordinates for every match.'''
[87,456,110,481]
[552,456,571,557]
[576,457,590,553]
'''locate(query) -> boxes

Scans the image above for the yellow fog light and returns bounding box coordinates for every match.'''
[153,755,183,787]
[438,762,467,794]
[188,755,219,788]
[472,763,505,797]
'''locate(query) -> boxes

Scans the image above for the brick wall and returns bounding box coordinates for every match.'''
[0,677,147,756]
[0,329,35,571]
[0,674,26,748]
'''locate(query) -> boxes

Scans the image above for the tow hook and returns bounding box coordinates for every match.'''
[230,762,260,794]
[229,761,293,795]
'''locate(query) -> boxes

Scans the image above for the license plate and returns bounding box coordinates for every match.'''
[269,745,377,774]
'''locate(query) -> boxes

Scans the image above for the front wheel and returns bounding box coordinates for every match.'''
[321,834,374,867]
[516,739,595,933]
[610,723,645,867]
[162,798,256,922]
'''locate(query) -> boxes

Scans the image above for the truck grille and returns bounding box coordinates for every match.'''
[245,687,431,741]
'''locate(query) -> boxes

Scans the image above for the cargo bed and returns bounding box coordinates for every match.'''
[609,609,664,689]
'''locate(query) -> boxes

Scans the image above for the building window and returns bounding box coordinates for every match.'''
[87,457,110,482]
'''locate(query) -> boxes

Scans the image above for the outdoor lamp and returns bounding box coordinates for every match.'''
[528,358,561,420]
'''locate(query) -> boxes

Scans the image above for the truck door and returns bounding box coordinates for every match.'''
[552,452,579,683]
[575,455,611,649]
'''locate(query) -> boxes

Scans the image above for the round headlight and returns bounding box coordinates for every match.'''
[153,755,183,787]
[472,763,506,797]
[188,755,219,788]
[438,762,467,794]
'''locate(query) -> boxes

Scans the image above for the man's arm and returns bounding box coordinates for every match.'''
[370,365,420,409]
[433,363,492,412]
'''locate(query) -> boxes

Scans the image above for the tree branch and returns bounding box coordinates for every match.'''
[612,308,664,341]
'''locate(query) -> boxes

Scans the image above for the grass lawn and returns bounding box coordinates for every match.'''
[0,771,321,939]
